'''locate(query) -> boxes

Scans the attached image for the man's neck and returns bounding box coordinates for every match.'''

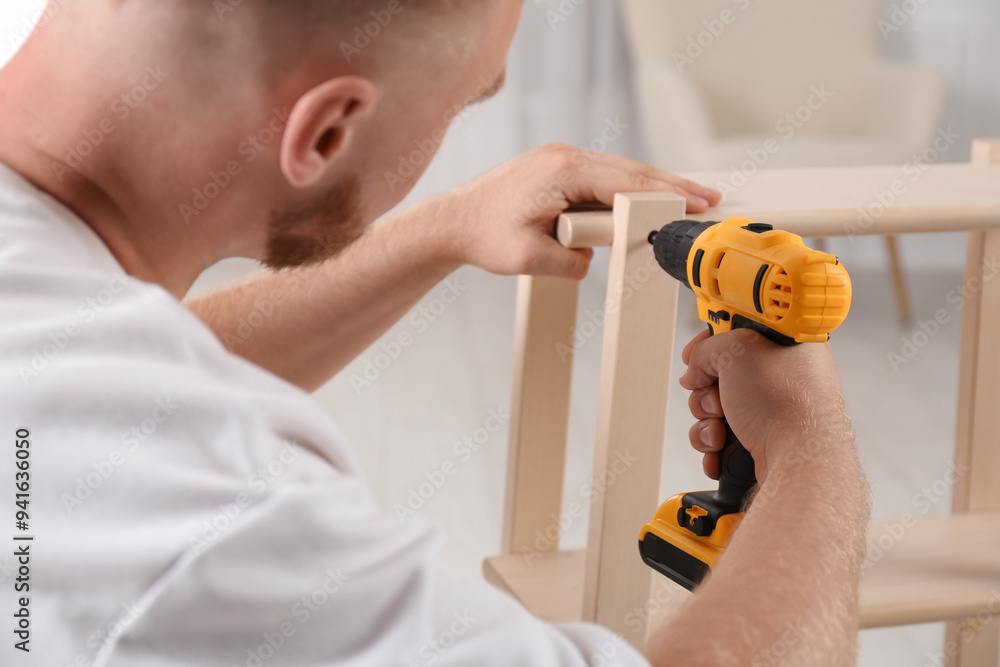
[0,34,220,299]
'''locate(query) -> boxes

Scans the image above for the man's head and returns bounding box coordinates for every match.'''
[11,0,521,281]
[228,0,520,269]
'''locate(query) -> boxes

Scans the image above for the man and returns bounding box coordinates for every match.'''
[0,1,869,665]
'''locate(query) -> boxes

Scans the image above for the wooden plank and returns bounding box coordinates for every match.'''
[861,511,1000,628]
[684,163,1000,236]
[484,511,1000,630]
[581,193,685,648]
[950,229,1000,514]
[485,550,688,631]
[951,228,985,517]
[501,275,579,557]
[946,139,1000,667]
[966,230,1000,515]
[484,550,585,623]
[554,163,1000,243]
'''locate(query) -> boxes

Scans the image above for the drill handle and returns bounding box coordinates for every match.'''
[716,422,757,508]
[711,316,801,507]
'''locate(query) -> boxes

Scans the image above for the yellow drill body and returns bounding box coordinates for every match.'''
[687,218,851,342]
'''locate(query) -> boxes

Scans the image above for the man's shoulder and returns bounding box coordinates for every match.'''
[0,176,266,392]
[1,243,359,485]
[2,248,221,381]
[0,165,361,482]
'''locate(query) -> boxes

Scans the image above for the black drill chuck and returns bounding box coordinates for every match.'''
[648,220,713,290]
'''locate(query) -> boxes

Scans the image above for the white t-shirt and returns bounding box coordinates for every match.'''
[0,162,649,667]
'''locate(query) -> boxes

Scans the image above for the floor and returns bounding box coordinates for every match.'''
[192,233,982,666]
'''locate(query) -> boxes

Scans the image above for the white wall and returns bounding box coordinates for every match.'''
[881,0,1000,164]
[821,0,1000,274]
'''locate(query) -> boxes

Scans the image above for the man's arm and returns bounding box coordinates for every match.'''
[185,144,722,392]
[646,330,870,667]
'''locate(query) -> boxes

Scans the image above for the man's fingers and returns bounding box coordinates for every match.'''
[679,329,755,391]
[558,159,714,213]
[702,452,720,480]
[690,418,727,454]
[580,151,722,206]
[688,386,722,420]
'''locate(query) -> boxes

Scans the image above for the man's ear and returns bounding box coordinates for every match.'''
[279,76,377,189]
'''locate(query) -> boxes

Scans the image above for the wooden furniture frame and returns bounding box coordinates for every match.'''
[484,140,1000,666]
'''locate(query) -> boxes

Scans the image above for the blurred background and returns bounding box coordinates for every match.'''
[3,1,998,665]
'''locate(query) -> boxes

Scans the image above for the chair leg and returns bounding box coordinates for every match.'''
[945,138,1000,667]
[501,276,578,557]
[583,193,684,648]
[885,235,912,323]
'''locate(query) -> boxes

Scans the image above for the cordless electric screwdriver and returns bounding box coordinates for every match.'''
[639,217,852,591]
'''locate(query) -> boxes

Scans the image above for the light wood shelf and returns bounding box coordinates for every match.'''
[861,511,1000,628]
[485,511,1000,630]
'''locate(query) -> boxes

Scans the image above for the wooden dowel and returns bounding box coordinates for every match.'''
[557,211,616,248]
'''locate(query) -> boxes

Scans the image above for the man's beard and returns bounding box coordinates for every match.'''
[263,175,366,270]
